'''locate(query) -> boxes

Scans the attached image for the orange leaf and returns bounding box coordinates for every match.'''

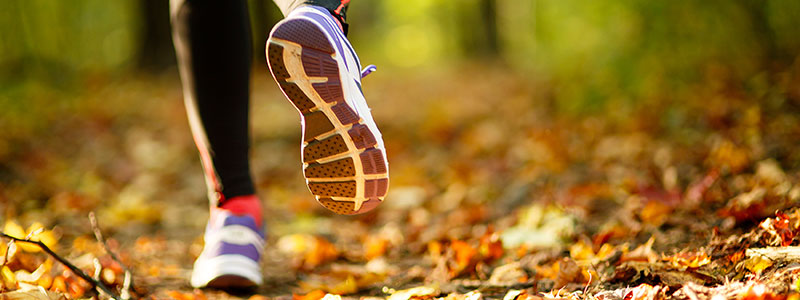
[294,290,327,300]
[639,201,672,226]
[427,241,443,259]
[450,240,477,271]
[364,236,390,260]
[478,228,503,262]
[664,251,711,268]
[305,237,339,269]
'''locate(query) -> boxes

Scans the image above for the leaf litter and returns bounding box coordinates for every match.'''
[2,65,800,299]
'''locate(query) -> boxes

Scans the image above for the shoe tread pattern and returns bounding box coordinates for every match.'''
[268,17,388,215]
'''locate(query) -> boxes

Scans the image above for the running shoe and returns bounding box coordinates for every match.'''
[190,208,264,288]
[266,6,389,215]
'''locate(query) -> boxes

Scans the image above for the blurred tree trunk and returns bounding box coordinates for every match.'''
[249,0,283,66]
[738,0,786,68]
[456,0,500,57]
[137,0,176,70]
[480,0,499,56]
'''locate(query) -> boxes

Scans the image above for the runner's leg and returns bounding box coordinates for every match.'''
[171,0,257,211]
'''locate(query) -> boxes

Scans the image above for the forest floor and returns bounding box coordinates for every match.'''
[1,63,800,299]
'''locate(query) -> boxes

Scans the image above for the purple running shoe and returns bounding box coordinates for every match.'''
[190,209,264,288]
[266,6,389,215]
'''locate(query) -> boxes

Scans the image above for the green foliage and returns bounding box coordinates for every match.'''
[1,0,799,120]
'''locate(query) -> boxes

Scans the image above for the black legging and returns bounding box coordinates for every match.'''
[170,0,348,204]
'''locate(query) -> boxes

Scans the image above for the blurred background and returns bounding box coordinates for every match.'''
[1,0,800,242]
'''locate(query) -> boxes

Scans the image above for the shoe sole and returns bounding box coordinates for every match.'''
[266,18,388,215]
[191,255,262,288]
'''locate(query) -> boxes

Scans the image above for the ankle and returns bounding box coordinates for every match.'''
[219,194,263,227]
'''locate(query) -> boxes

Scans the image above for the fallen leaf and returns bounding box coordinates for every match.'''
[293,290,326,300]
[743,255,773,274]
[478,228,503,262]
[385,285,439,300]
[2,221,58,253]
[623,283,664,300]
[278,234,340,270]
[639,201,672,226]
[501,205,575,249]
[554,258,582,287]
[621,236,658,263]
[321,294,342,300]
[0,286,65,300]
[450,240,477,274]
[502,290,522,300]
[664,251,711,268]
[364,236,390,260]
[488,262,526,285]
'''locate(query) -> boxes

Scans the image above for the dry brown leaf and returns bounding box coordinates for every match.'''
[488,262,526,285]
[554,258,582,288]
[0,287,65,300]
[621,236,658,263]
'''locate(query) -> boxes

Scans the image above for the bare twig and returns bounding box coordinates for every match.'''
[121,271,132,300]
[89,212,136,299]
[0,232,121,300]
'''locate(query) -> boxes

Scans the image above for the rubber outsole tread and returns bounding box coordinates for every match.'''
[364,178,389,198]
[272,19,334,53]
[308,181,357,198]
[268,14,389,215]
[267,44,289,80]
[303,134,349,163]
[331,102,358,125]
[313,82,343,104]
[305,157,355,178]
[303,111,335,142]
[302,49,339,77]
[279,82,316,113]
[318,198,381,215]
[359,148,387,175]
[347,124,377,149]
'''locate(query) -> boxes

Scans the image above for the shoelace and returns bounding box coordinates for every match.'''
[361,65,377,78]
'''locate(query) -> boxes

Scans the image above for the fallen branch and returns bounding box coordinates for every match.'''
[746,246,800,262]
[89,212,136,299]
[0,232,121,300]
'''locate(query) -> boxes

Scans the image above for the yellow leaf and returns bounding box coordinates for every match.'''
[364,236,389,260]
[640,201,671,226]
[3,221,58,253]
[595,243,616,260]
[328,275,357,295]
[664,251,711,268]
[26,223,58,251]
[2,265,17,290]
[743,255,773,274]
[4,221,26,240]
[569,240,594,261]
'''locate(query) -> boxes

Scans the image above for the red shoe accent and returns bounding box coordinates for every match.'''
[332,1,350,32]
[219,194,263,227]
